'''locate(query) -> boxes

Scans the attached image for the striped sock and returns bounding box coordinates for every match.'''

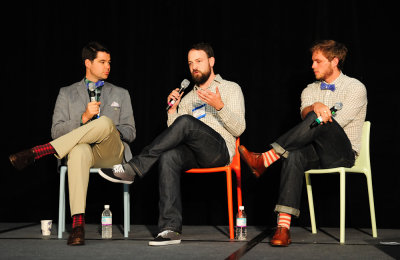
[72,214,85,228]
[262,149,280,168]
[32,143,56,160]
[278,213,291,229]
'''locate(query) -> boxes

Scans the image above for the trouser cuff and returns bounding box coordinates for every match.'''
[128,161,143,177]
[160,227,181,234]
[271,142,289,158]
[275,204,300,217]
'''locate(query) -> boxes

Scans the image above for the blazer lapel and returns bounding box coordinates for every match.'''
[100,83,111,111]
[76,79,89,110]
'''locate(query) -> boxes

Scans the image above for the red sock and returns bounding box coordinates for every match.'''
[278,213,291,229]
[32,143,56,159]
[72,214,85,228]
[262,149,280,168]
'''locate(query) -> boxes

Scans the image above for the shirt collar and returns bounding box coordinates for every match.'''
[84,78,105,90]
[194,74,223,90]
[323,71,344,86]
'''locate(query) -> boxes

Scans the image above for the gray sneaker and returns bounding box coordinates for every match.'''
[148,230,181,246]
[98,163,135,184]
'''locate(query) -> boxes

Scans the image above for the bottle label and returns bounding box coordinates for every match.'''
[102,216,112,225]
[236,217,246,227]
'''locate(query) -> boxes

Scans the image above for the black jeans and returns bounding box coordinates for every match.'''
[128,115,230,233]
[272,112,355,217]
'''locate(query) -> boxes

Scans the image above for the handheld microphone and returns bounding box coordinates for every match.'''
[166,79,190,111]
[310,102,343,128]
[89,89,96,102]
[89,86,100,119]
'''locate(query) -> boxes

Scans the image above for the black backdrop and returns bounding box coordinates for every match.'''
[2,1,399,230]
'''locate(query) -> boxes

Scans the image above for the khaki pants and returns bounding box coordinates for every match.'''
[50,116,124,216]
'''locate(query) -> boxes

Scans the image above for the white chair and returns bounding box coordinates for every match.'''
[305,121,377,244]
[58,166,130,238]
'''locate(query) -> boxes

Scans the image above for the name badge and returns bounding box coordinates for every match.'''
[192,104,206,119]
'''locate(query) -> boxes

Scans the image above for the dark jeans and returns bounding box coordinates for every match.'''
[128,115,230,233]
[273,112,355,217]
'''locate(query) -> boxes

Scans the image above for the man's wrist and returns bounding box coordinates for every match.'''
[81,113,90,125]
[215,102,224,111]
[167,108,177,114]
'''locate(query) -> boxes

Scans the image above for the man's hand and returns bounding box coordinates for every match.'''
[167,88,183,114]
[82,101,101,124]
[312,102,332,124]
[196,86,224,111]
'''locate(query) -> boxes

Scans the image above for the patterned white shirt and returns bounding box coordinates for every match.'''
[301,72,367,154]
[167,74,246,161]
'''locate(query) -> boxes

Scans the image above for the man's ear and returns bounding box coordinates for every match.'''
[209,57,215,67]
[84,59,92,69]
[331,57,339,68]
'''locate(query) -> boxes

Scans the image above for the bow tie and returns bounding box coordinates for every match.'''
[320,82,335,91]
[86,80,105,90]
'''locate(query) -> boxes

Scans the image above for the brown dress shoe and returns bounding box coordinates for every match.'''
[67,226,85,246]
[9,149,35,171]
[270,226,291,246]
[238,145,266,177]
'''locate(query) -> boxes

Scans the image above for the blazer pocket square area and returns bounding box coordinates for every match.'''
[111,102,120,107]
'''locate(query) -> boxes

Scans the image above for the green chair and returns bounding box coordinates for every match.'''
[305,121,377,244]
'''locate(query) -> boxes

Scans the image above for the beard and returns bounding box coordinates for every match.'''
[191,68,211,85]
[315,66,334,81]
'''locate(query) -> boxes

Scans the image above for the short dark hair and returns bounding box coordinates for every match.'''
[189,42,215,58]
[310,40,348,70]
[82,41,110,63]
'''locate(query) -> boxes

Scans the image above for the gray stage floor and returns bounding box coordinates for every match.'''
[0,223,399,259]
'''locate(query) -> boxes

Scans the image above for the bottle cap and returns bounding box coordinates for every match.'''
[239,206,244,210]
[105,205,110,209]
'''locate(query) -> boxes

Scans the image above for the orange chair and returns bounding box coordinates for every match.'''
[186,138,242,239]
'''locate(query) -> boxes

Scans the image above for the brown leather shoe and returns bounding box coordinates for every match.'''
[270,226,291,246]
[67,226,85,246]
[238,145,266,177]
[9,149,35,171]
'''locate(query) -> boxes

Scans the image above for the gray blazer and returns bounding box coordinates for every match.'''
[51,79,136,162]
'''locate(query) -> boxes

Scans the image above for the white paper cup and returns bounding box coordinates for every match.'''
[41,220,52,236]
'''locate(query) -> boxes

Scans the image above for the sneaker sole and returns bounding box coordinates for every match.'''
[98,169,133,185]
[148,240,181,246]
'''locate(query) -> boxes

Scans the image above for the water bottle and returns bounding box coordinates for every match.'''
[235,205,247,240]
[101,205,112,239]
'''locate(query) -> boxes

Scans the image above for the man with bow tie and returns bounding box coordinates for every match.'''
[9,41,136,246]
[238,40,367,246]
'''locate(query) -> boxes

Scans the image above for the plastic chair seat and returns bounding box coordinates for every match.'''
[186,138,242,239]
[305,121,377,243]
[58,166,130,238]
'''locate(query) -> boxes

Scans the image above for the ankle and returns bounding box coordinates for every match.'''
[72,214,85,228]
[32,143,56,160]
[277,213,291,229]
[262,149,280,168]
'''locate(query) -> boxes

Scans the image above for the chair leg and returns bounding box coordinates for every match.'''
[123,184,130,237]
[58,166,67,239]
[339,170,346,244]
[365,171,378,238]
[128,191,131,232]
[226,168,234,239]
[305,173,317,234]
[235,170,243,209]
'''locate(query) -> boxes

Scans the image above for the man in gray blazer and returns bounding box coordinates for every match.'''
[9,41,136,246]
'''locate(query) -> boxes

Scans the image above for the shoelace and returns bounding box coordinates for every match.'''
[113,164,125,173]
[157,230,173,237]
